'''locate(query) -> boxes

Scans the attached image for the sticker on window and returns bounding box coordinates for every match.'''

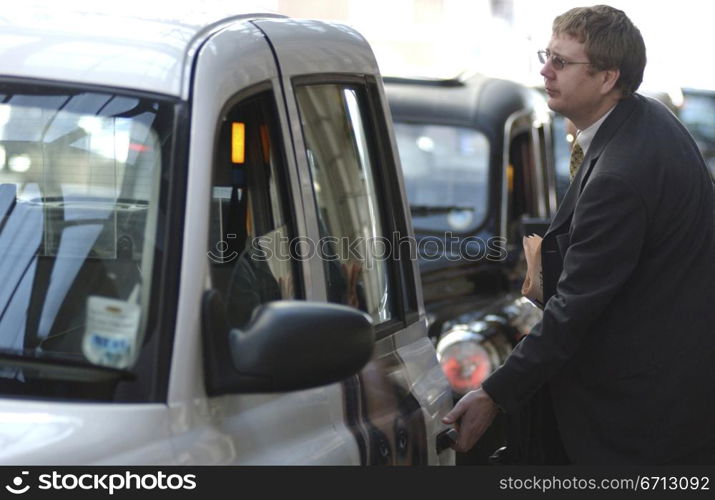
[82,296,140,369]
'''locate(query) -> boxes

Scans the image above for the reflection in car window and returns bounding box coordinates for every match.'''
[0,83,172,392]
[394,123,489,233]
[295,84,392,324]
[208,90,297,330]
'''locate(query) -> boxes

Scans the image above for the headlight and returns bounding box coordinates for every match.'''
[436,322,503,395]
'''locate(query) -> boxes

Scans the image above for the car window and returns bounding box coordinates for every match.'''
[394,123,489,233]
[208,90,298,329]
[294,83,393,324]
[680,93,715,147]
[0,82,173,397]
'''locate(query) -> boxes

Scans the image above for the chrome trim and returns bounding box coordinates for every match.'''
[499,109,534,243]
[540,117,559,214]
[530,123,548,218]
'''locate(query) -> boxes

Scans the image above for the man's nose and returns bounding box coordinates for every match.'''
[540,61,555,80]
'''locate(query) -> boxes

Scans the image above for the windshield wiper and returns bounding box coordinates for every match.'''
[0,349,135,383]
[409,205,475,216]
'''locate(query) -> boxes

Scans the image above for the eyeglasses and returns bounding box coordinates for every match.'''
[537,49,591,71]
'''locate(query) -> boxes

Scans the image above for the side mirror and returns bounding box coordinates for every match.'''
[201,290,375,395]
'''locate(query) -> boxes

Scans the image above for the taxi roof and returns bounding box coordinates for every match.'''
[0,3,285,98]
[385,73,547,135]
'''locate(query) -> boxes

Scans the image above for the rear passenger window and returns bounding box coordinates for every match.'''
[208,90,298,329]
[294,84,393,324]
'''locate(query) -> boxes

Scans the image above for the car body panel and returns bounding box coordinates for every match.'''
[0,400,174,464]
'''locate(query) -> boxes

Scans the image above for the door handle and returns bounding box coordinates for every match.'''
[436,427,458,454]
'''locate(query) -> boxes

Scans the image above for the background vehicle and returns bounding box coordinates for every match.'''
[0,6,453,465]
[385,73,554,463]
[680,87,715,178]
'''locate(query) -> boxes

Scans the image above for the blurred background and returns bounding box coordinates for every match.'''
[277,0,712,92]
[48,0,711,90]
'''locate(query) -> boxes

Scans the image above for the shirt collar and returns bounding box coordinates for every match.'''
[576,105,616,156]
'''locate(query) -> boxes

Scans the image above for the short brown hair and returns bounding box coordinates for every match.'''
[553,5,646,96]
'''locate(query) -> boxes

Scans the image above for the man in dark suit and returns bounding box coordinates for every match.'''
[443,5,715,464]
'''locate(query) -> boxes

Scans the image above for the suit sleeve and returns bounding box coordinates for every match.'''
[482,173,648,413]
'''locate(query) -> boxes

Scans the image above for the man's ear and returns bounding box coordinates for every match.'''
[600,68,621,95]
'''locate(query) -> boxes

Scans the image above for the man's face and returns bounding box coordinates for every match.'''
[541,33,608,127]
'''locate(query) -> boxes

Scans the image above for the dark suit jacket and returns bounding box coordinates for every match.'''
[483,94,715,464]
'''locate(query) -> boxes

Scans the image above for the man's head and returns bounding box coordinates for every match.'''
[540,5,646,129]
[553,5,646,97]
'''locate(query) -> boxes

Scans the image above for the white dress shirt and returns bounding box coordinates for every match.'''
[575,105,616,156]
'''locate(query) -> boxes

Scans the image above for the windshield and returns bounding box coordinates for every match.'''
[680,92,715,149]
[394,122,489,233]
[0,82,173,393]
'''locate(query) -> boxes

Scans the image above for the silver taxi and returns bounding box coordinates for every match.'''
[0,5,453,465]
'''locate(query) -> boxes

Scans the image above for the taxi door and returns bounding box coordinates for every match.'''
[168,18,360,464]
[253,19,454,465]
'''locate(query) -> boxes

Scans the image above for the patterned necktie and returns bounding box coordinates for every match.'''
[569,141,584,181]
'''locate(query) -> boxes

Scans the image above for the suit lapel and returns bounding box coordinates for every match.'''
[545,150,595,237]
[545,95,639,238]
